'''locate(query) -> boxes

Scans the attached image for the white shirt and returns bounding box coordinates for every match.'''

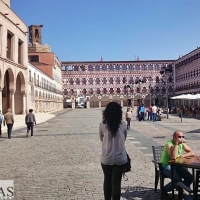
[152,106,157,113]
[99,121,127,165]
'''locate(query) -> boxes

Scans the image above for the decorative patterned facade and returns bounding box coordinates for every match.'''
[62,60,175,108]
[175,47,200,95]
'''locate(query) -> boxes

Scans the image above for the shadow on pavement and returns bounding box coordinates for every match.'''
[0,135,25,139]
[121,186,160,199]
[153,136,167,139]
[187,129,200,133]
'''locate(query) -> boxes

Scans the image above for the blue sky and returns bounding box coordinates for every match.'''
[11,0,200,62]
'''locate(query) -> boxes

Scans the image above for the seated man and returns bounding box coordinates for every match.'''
[160,131,194,199]
[157,107,162,121]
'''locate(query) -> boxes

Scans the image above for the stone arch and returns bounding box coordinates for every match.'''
[16,71,26,93]
[90,96,98,108]
[101,95,109,107]
[5,68,15,90]
[2,68,15,113]
[15,72,25,114]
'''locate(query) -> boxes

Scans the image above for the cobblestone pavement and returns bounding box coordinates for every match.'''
[1,108,200,200]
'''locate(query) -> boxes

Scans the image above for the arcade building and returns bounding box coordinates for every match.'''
[62,60,175,109]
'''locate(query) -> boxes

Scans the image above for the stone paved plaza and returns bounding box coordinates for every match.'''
[0,108,200,200]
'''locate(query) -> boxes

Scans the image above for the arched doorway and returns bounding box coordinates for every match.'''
[112,95,120,105]
[2,69,14,114]
[15,72,25,114]
[90,96,98,108]
[101,96,109,107]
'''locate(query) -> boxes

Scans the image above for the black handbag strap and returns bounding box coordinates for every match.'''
[123,173,128,181]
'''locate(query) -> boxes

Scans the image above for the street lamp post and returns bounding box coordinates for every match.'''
[165,74,169,119]
[149,83,152,106]
[124,84,131,107]
[160,64,173,119]
[135,79,144,105]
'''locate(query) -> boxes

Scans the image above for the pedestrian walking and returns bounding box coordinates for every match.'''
[147,105,152,121]
[125,107,132,130]
[139,104,145,121]
[25,109,36,137]
[3,108,14,139]
[0,110,3,137]
[99,102,127,200]
[152,104,157,122]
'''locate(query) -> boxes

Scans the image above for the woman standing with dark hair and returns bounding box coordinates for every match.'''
[99,102,127,200]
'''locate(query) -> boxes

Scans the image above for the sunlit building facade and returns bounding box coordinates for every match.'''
[0,0,28,114]
[174,47,200,105]
[27,25,63,112]
[62,60,175,108]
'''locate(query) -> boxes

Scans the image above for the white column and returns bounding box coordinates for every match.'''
[11,91,15,114]
[39,100,42,112]
[121,99,123,107]
[86,100,90,108]
[13,34,18,63]
[36,100,39,113]
[99,100,101,108]
[131,99,134,110]
[71,96,75,109]
[22,94,26,114]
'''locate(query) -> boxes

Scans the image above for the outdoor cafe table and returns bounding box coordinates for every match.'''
[168,156,200,200]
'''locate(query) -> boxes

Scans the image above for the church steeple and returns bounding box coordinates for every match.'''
[28,25,43,45]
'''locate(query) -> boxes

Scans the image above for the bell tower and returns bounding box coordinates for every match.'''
[28,25,43,45]
[28,24,51,52]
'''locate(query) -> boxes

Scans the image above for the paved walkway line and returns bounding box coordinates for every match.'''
[127,126,160,161]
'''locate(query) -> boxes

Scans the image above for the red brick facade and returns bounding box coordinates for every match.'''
[62,60,174,108]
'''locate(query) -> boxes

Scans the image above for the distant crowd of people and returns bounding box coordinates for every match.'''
[123,104,164,129]
[0,108,36,139]
[136,104,164,122]
[172,105,200,116]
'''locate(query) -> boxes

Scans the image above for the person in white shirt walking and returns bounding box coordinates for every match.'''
[152,104,157,122]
